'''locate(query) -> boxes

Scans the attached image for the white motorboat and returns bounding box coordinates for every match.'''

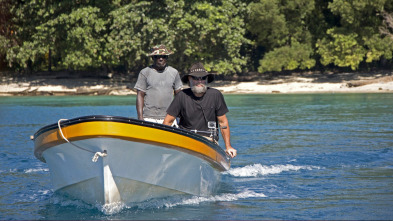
[33,115,230,205]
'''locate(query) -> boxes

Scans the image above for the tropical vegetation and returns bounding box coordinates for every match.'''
[1,0,393,75]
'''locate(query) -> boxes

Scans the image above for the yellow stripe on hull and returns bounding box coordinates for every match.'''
[34,120,228,170]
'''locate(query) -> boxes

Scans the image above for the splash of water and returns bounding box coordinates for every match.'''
[24,168,49,173]
[163,190,266,208]
[224,163,320,177]
[98,201,127,215]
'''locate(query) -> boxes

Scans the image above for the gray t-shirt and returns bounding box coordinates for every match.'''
[134,65,182,119]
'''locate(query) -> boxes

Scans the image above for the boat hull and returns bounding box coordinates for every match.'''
[34,116,230,205]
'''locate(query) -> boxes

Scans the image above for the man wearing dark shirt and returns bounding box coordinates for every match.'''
[163,62,237,158]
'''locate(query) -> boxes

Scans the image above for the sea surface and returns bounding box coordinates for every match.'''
[1,94,392,220]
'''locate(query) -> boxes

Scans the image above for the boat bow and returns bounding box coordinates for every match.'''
[33,115,230,205]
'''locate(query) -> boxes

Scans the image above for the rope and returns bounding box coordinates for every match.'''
[57,119,107,162]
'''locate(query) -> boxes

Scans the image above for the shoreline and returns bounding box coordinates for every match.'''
[1,72,392,96]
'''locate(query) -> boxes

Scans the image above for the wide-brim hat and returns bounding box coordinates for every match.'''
[181,62,215,84]
[147,44,173,56]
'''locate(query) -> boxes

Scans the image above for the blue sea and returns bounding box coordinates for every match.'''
[1,94,392,220]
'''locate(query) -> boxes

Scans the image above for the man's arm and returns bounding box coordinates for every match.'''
[163,114,176,126]
[174,89,181,95]
[136,90,145,120]
[217,114,237,158]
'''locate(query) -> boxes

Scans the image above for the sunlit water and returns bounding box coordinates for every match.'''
[1,94,392,220]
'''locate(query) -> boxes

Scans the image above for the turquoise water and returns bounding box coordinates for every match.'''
[1,94,392,220]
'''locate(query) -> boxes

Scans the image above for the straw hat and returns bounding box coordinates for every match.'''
[147,44,174,56]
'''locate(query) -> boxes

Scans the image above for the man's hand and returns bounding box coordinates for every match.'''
[163,114,176,126]
[217,114,237,158]
[225,146,237,158]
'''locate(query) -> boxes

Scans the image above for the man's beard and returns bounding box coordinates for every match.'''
[191,84,207,94]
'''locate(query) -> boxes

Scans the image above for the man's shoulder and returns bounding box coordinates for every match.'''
[165,66,179,74]
[179,88,192,96]
[179,88,222,97]
[139,66,153,74]
[206,87,222,95]
[140,65,178,73]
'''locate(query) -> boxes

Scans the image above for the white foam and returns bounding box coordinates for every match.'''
[163,190,266,208]
[224,163,320,177]
[24,168,49,173]
[27,192,50,202]
[99,202,127,215]
[38,189,52,195]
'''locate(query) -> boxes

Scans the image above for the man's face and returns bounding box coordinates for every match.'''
[189,76,208,94]
[153,55,168,70]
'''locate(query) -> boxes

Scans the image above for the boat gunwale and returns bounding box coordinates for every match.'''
[34,115,230,170]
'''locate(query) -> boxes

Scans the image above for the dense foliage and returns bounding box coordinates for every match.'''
[1,0,393,75]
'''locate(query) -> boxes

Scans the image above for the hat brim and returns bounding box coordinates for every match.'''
[181,72,215,84]
[147,53,173,56]
[147,51,174,56]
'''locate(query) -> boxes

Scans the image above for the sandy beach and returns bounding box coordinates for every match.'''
[1,71,392,96]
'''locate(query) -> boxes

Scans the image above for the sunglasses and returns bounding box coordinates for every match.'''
[153,55,168,59]
[191,76,208,81]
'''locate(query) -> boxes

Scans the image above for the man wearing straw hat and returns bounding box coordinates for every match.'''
[134,44,182,124]
[163,62,237,158]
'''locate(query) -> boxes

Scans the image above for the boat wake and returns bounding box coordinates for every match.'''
[223,163,320,177]
[48,188,266,215]
[24,168,49,173]
[98,189,266,215]
[30,163,320,215]
[160,189,266,208]
[44,163,320,215]
[0,167,49,174]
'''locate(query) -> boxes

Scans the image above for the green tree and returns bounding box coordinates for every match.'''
[248,0,316,73]
[6,0,109,71]
[316,30,366,70]
[176,0,251,74]
[106,0,251,74]
[4,0,251,74]
[0,0,14,69]
[316,0,393,70]
[259,41,315,72]
[380,11,393,39]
